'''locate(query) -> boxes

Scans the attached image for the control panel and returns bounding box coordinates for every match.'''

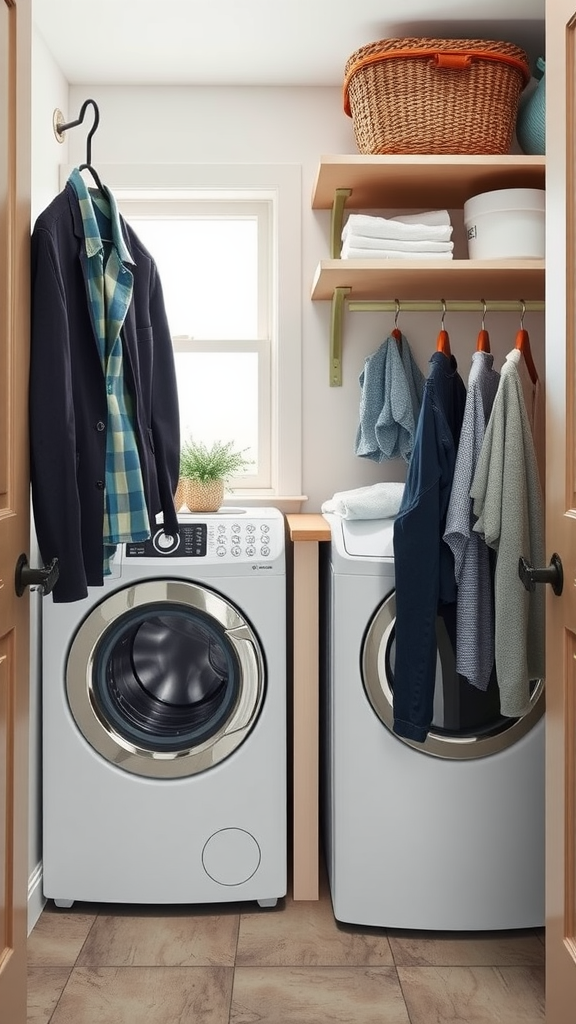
[125,513,283,563]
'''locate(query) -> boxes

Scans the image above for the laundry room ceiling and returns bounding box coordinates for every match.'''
[33,0,545,87]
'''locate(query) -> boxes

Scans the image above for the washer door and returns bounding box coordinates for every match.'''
[66,579,265,778]
[362,590,544,759]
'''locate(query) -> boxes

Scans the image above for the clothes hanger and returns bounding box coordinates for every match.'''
[515,299,539,385]
[436,298,451,356]
[57,99,106,194]
[391,298,403,349]
[476,298,491,352]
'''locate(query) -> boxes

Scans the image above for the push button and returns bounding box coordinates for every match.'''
[95,480,105,489]
[96,421,105,431]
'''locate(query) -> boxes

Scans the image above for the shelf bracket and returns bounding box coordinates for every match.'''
[330,287,350,386]
[330,188,352,258]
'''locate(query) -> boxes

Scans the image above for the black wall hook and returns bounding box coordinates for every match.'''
[54,99,104,191]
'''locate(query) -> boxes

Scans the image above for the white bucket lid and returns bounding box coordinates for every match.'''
[464,188,545,219]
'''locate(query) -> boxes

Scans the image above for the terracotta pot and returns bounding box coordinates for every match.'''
[176,477,224,513]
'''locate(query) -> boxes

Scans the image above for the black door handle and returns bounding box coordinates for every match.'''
[518,552,564,596]
[14,553,59,597]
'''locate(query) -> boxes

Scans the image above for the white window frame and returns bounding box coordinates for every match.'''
[61,163,304,511]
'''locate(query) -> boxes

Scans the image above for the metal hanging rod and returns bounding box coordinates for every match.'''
[328,286,546,387]
[347,299,545,314]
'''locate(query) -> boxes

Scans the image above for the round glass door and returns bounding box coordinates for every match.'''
[362,591,544,759]
[66,579,265,778]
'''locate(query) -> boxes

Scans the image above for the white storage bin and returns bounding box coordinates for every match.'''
[463,187,545,259]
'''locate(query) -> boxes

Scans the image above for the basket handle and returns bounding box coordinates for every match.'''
[435,53,472,70]
[343,48,530,115]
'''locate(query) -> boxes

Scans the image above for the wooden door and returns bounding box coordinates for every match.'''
[546,1,576,1019]
[0,1,31,1021]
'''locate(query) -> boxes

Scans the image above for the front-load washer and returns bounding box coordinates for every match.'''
[321,512,545,930]
[42,507,286,909]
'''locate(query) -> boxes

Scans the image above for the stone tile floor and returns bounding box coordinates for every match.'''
[27,872,545,1023]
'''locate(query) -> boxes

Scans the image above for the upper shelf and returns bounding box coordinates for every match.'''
[311,154,546,210]
[312,258,546,302]
[311,154,546,385]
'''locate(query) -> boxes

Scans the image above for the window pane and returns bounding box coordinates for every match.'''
[130,217,259,339]
[175,351,258,476]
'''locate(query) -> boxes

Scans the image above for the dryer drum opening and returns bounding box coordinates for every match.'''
[362,591,545,760]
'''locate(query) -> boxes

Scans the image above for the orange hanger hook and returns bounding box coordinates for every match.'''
[436,298,451,356]
[391,298,402,346]
[476,298,490,352]
[515,299,538,385]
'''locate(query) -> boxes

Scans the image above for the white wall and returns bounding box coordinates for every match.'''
[66,84,545,510]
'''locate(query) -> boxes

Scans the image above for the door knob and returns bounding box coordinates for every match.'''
[518,552,564,596]
[14,553,59,597]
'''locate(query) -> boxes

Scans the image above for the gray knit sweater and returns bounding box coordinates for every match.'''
[470,349,545,717]
[444,351,500,691]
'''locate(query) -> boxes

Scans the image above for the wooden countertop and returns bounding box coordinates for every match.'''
[285,513,331,542]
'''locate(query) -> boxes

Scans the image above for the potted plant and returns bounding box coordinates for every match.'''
[175,437,252,512]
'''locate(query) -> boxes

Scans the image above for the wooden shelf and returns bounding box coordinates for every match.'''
[311,154,546,210]
[311,155,546,385]
[311,258,546,302]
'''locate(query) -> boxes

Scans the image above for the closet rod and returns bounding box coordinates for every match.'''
[347,299,545,313]
[328,288,546,387]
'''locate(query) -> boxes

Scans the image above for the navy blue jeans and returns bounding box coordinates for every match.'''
[392,353,466,742]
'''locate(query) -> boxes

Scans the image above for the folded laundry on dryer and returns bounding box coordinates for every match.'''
[321,482,405,520]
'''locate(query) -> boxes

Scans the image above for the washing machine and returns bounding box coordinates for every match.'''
[321,512,545,930]
[42,507,286,909]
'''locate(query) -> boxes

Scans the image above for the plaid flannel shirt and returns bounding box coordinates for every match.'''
[69,168,150,572]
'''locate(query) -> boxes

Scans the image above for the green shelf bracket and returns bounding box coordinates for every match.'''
[330,188,352,258]
[330,286,350,387]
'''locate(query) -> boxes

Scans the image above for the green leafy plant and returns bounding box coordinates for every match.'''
[179,438,252,483]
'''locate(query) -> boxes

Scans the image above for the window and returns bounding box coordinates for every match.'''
[75,163,303,508]
[118,199,272,489]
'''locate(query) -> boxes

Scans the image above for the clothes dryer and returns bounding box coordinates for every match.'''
[42,508,286,908]
[321,513,544,930]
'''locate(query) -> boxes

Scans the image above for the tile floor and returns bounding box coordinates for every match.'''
[27,867,546,1024]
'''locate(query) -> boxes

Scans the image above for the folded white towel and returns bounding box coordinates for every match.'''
[341,246,454,260]
[321,482,405,520]
[391,210,451,226]
[342,233,453,253]
[342,212,452,243]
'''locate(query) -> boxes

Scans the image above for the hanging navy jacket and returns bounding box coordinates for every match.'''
[30,181,180,603]
[392,351,467,742]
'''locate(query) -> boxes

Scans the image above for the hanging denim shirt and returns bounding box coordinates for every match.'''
[69,168,151,572]
[392,351,467,742]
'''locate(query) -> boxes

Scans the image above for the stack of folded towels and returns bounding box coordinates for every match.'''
[341,210,453,259]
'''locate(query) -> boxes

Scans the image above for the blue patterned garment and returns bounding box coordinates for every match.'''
[69,168,150,572]
[355,333,425,463]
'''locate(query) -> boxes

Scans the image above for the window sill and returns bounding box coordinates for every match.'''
[222,494,308,514]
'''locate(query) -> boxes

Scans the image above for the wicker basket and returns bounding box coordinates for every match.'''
[343,38,530,155]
